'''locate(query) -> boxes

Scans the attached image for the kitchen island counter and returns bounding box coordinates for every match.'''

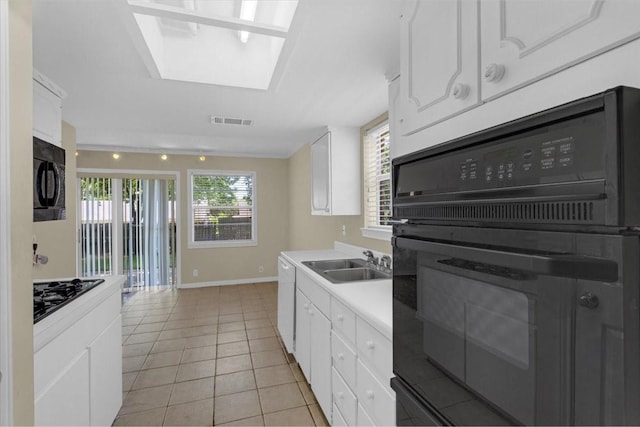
[34,275,125,426]
[34,275,125,351]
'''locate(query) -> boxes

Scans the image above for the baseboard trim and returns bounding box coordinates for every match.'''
[179,276,278,289]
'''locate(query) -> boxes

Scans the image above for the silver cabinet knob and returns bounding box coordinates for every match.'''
[452,83,470,99]
[484,63,506,83]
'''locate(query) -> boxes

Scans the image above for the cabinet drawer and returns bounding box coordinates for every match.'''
[356,317,392,386]
[331,331,356,390]
[357,403,376,427]
[331,297,356,345]
[357,360,395,427]
[332,368,357,426]
[333,403,347,427]
[297,270,331,317]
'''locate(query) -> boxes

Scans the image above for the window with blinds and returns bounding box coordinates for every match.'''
[364,121,391,229]
[189,170,257,247]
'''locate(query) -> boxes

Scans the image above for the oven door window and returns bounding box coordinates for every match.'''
[394,235,628,426]
[419,264,535,425]
[392,238,626,426]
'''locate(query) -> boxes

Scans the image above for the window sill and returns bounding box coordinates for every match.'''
[360,227,392,242]
[188,239,258,249]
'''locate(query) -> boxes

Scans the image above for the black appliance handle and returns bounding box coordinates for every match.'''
[36,162,48,206]
[394,236,618,282]
[47,163,59,206]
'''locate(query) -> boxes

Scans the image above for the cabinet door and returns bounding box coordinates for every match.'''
[311,132,331,215]
[35,350,91,426]
[295,289,311,382]
[388,76,402,159]
[481,0,640,101]
[398,0,480,136]
[89,316,122,426]
[310,305,332,421]
[277,258,296,354]
[33,80,62,146]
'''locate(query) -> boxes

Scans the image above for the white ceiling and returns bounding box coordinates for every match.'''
[33,0,401,158]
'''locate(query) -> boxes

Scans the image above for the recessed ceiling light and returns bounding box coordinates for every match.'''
[112,153,120,160]
[161,154,168,160]
[75,151,79,157]
[199,155,206,161]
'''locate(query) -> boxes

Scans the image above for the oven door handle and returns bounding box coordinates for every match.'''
[394,237,618,282]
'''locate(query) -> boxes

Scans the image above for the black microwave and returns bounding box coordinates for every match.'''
[33,137,66,221]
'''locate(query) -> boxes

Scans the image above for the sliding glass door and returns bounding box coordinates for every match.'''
[79,176,177,291]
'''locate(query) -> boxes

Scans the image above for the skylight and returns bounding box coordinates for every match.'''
[126,0,299,90]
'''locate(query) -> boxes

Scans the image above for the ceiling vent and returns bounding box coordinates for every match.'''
[210,116,253,127]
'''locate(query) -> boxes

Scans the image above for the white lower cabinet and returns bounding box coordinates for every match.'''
[310,304,332,417]
[357,403,376,426]
[291,265,394,426]
[330,298,395,426]
[333,403,348,427]
[295,290,312,380]
[331,331,357,388]
[89,316,123,426]
[35,350,91,426]
[34,282,122,426]
[332,368,357,425]
[357,360,396,427]
[294,272,333,421]
[356,317,393,383]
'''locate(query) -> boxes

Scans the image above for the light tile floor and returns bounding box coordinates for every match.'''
[115,282,329,427]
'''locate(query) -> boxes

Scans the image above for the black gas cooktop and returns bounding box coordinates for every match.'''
[33,278,105,323]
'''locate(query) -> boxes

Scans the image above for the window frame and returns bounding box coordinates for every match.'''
[187,169,257,248]
[361,119,392,242]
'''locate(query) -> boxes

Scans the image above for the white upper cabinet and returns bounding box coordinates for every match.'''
[310,127,361,216]
[394,0,640,144]
[397,0,480,136]
[311,132,331,214]
[33,69,66,147]
[481,0,640,100]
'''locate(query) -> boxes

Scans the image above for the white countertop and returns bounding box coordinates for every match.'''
[34,275,125,352]
[281,246,392,340]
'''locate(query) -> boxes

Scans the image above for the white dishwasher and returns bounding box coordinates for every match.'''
[277,256,296,354]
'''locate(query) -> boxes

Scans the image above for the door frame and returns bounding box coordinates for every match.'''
[0,1,13,424]
[76,168,181,288]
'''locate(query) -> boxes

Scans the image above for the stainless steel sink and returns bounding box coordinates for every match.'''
[321,267,390,283]
[302,258,391,284]
[302,259,366,271]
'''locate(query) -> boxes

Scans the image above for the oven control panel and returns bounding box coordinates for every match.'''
[395,111,606,198]
[459,136,577,185]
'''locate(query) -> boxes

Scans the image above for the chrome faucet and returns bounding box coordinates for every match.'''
[363,250,378,267]
[380,255,392,272]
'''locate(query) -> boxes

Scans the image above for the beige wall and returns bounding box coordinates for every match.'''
[33,122,78,280]
[9,0,34,424]
[287,114,392,255]
[76,151,289,285]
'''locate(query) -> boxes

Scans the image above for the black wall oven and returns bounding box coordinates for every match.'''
[33,136,66,222]
[391,87,640,426]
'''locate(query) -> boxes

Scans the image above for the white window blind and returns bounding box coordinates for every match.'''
[364,121,391,228]
[189,171,256,247]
